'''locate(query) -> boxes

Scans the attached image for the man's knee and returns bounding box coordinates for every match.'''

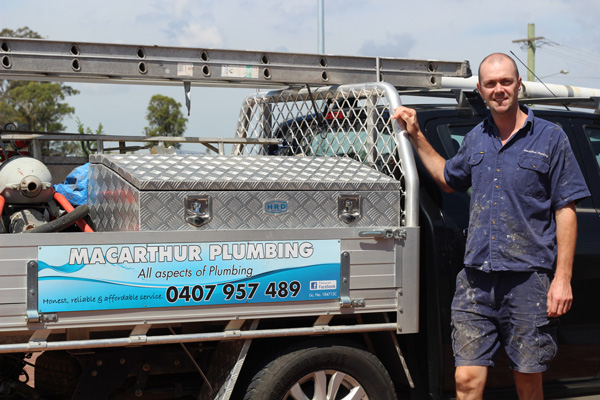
[455,366,487,396]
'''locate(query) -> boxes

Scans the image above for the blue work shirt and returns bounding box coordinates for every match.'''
[444,105,590,272]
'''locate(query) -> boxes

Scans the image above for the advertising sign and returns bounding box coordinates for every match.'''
[38,240,341,313]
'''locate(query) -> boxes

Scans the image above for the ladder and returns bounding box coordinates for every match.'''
[0,38,471,89]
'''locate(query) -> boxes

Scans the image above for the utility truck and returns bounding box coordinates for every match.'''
[1,38,599,400]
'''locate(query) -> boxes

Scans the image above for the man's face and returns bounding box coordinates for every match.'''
[476,58,521,116]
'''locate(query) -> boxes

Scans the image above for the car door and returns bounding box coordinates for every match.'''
[550,115,600,382]
[425,111,600,395]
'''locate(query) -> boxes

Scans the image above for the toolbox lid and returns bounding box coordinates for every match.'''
[89,154,402,191]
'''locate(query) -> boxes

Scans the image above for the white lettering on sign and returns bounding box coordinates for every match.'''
[208,242,314,261]
[68,245,204,265]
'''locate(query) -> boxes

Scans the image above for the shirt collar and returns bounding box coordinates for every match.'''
[483,104,534,132]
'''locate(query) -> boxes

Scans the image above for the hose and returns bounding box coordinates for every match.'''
[53,192,94,232]
[25,204,90,233]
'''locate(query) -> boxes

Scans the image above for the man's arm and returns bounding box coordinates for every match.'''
[547,201,577,317]
[392,106,454,193]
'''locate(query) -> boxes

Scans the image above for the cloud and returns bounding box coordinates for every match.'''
[173,0,192,18]
[173,23,223,48]
[358,33,416,58]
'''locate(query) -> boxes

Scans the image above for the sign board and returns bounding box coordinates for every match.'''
[38,240,341,312]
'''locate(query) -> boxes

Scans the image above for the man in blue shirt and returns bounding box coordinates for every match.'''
[393,53,590,400]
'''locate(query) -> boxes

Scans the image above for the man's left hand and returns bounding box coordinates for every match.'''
[547,277,573,317]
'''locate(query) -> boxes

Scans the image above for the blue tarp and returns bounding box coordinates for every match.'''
[54,163,89,206]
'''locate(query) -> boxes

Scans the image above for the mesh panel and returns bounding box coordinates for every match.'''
[233,85,406,225]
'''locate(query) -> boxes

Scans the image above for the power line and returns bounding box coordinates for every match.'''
[545,40,600,62]
[534,39,600,68]
[537,47,597,67]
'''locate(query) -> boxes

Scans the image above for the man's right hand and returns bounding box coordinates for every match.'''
[392,106,422,139]
[392,106,454,193]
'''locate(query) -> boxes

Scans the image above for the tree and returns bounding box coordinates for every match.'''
[0,27,42,39]
[143,94,188,149]
[0,81,78,132]
[50,118,105,157]
[1,27,80,155]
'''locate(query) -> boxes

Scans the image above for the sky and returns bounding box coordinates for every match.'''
[2,0,600,153]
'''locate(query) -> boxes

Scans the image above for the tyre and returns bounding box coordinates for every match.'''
[35,351,81,399]
[242,340,396,400]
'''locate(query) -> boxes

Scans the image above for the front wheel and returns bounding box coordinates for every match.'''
[242,340,396,400]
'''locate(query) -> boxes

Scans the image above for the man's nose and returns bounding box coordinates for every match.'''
[492,83,504,92]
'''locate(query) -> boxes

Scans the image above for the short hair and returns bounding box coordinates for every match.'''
[478,53,520,83]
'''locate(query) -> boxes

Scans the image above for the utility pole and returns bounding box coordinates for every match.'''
[318,0,324,54]
[512,23,544,81]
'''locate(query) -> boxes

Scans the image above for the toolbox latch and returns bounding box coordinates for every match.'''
[184,196,212,227]
[338,195,362,224]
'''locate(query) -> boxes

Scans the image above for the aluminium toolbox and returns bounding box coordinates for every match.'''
[88,154,403,232]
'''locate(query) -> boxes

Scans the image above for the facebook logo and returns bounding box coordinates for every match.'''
[310,281,337,290]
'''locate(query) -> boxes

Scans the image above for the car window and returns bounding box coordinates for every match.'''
[447,125,475,152]
[435,123,477,157]
[305,113,402,179]
[583,125,600,170]
[309,129,395,159]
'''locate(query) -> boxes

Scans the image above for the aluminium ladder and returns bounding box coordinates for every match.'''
[0,37,471,90]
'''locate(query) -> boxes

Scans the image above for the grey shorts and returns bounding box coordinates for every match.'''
[451,268,558,373]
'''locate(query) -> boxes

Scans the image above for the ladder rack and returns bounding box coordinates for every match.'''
[0,38,471,89]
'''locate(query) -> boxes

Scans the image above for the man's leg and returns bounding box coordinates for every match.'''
[513,371,543,400]
[455,365,487,400]
[498,272,556,399]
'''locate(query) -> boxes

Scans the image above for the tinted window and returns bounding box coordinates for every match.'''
[435,123,477,157]
[309,129,395,159]
[447,125,475,151]
[583,125,600,171]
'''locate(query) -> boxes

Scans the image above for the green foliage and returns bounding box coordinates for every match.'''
[50,118,105,157]
[0,81,78,132]
[144,94,188,149]
[0,27,42,38]
[77,119,105,136]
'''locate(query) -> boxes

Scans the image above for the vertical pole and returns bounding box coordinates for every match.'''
[527,23,535,82]
[318,0,324,54]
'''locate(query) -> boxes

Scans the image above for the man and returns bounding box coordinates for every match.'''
[393,53,590,400]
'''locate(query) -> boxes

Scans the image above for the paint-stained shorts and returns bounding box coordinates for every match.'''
[451,268,558,373]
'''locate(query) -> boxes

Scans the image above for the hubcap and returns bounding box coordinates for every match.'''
[284,370,367,400]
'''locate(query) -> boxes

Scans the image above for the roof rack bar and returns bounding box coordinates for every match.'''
[0,38,471,89]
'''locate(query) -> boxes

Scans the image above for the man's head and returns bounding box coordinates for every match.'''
[476,53,522,117]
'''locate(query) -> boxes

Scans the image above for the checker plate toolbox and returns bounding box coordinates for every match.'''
[88,154,402,232]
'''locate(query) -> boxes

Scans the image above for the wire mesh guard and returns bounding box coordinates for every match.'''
[234,84,407,225]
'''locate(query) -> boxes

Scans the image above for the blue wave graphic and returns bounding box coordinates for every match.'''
[38,263,339,288]
[222,263,340,284]
[38,261,134,274]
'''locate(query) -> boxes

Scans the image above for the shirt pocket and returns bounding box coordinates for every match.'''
[515,153,550,198]
[468,151,485,187]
